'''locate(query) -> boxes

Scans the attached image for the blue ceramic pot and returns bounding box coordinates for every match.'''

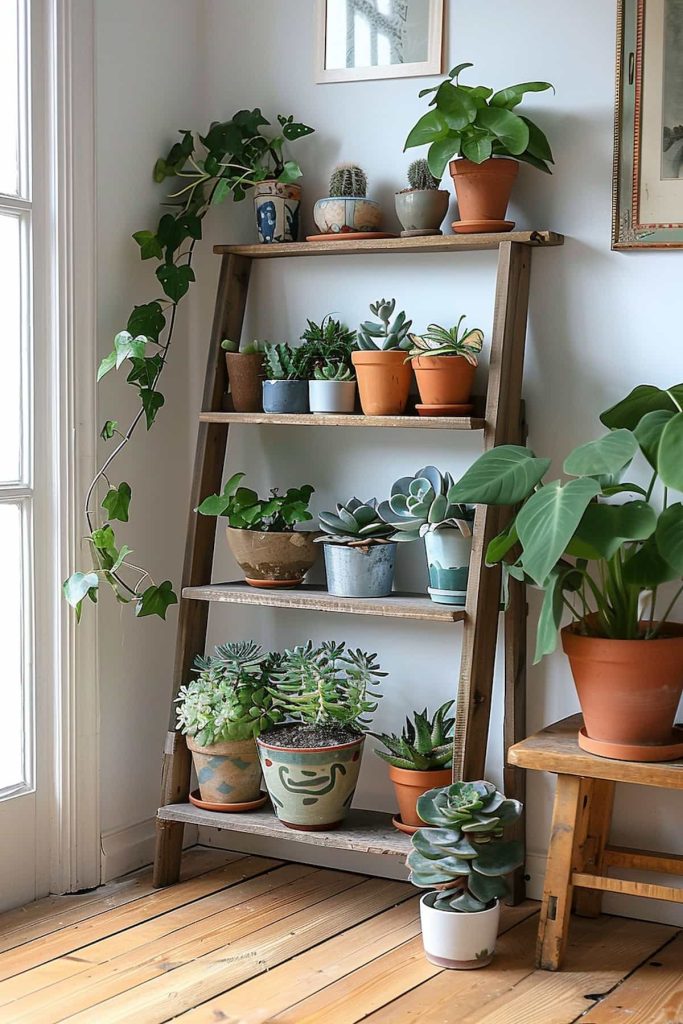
[262,380,309,414]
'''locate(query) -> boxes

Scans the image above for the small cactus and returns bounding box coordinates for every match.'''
[407,158,440,191]
[329,163,367,198]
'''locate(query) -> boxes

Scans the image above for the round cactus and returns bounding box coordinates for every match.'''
[407,158,440,191]
[329,163,368,198]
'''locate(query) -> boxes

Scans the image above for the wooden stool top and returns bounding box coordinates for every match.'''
[509,715,683,790]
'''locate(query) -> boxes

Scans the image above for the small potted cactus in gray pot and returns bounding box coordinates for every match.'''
[300,315,359,414]
[351,298,413,416]
[262,342,311,413]
[409,781,523,969]
[395,159,450,237]
[313,164,383,235]
[317,497,397,598]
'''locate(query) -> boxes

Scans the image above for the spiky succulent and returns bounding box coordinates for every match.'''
[407,158,440,191]
[407,317,484,365]
[263,342,310,380]
[378,466,473,541]
[301,315,357,379]
[357,298,413,351]
[329,163,367,197]
[407,781,524,913]
[317,497,395,546]
[313,361,354,381]
[372,701,454,770]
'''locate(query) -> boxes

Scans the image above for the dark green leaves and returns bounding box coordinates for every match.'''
[600,383,683,430]
[404,109,448,150]
[572,501,657,560]
[490,81,554,109]
[655,503,683,572]
[427,136,462,178]
[102,482,131,522]
[434,81,477,130]
[156,263,195,302]
[127,302,165,342]
[475,107,529,155]
[140,388,165,428]
[132,230,163,260]
[135,581,178,619]
[449,445,550,505]
[100,419,118,440]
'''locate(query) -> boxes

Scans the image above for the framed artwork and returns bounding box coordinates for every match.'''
[315,0,443,84]
[613,0,683,248]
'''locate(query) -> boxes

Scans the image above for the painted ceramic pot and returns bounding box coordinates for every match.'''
[323,542,397,598]
[420,894,500,969]
[394,189,450,236]
[257,731,364,829]
[313,196,382,234]
[186,735,262,805]
[226,527,320,588]
[262,379,309,413]
[424,530,472,606]
[253,181,301,243]
[225,352,265,412]
[308,380,357,414]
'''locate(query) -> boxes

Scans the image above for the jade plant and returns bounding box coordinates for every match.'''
[318,497,396,546]
[407,318,484,364]
[405,62,554,179]
[379,466,473,541]
[197,472,314,531]
[357,299,413,352]
[263,342,310,381]
[329,164,368,197]
[408,781,524,912]
[372,702,454,770]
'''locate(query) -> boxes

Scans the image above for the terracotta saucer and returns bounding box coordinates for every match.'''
[578,726,683,762]
[392,814,424,836]
[305,231,397,241]
[244,577,302,589]
[415,403,474,417]
[189,789,269,813]
[451,219,515,234]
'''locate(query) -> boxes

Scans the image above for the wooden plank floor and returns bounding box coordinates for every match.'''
[0,848,680,1023]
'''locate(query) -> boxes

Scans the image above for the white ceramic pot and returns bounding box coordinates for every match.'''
[424,529,472,605]
[419,894,500,969]
[308,380,357,414]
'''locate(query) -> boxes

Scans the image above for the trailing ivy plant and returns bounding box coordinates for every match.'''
[63,109,314,622]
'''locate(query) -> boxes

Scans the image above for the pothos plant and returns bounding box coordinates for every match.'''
[63,109,314,621]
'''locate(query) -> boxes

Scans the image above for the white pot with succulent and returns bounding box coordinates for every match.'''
[302,315,358,414]
[395,158,450,237]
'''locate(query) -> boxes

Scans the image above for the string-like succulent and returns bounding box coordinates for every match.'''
[317,497,395,546]
[379,466,473,541]
[372,701,454,770]
[313,361,354,381]
[407,158,440,191]
[407,317,484,365]
[263,342,309,380]
[357,298,413,351]
[329,163,367,197]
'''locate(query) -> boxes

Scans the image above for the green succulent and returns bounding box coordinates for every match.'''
[407,318,484,365]
[378,466,473,541]
[357,298,413,352]
[329,163,367,197]
[317,497,395,546]
[301,315,357,376]
[196,471,314,531]
[371,701,454,770]
[313,361,354,381]
[263,342,310,380]
[221,338,266,355]
[407,158,440,191]
[408,781,524,913]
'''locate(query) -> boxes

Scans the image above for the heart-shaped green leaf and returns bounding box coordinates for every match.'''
[572,500,657,560]
[634,410,675,469]
[655,503,683,572]
[490,81,554,109]
[517,478,601,585]
[102,482,132,523]
[135,580,178,620]
[563,429,638,478]
[600,383,683,430]
[659,412,683,491]
[449,446,550,506]
[623,537,680,587]
[475,107,529,155]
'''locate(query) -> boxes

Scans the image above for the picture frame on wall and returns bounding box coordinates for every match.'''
[315,0,443,84]
[613,0,683,248]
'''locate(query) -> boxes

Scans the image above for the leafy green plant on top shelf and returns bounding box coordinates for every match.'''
[372,702,454,770]
[263,342,310,381]
[317,497,396,546]
[356,298,413,351]
[407,318,484,364]
[196,471,314,530]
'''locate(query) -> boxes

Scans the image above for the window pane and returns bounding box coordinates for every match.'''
[0,0,20,195]
[0,212,22,481]
[0,503,26,791]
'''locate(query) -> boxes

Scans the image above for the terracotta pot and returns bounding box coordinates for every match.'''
[186,735,262,805]
[412,355,476,407]
[388,764,452,828]
[225,352,264,412]
[449,158,519,231]
[562,622,683,761]
[226,527,320,588]
[351,350,413,416]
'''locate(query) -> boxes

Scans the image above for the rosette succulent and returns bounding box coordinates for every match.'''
[313,361,354,382]
[317,497,395,546]
[372,701,454,770]
[357,298,413,352]
[378,466,473,541]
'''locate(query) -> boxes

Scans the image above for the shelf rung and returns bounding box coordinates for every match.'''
[198,411,486,430]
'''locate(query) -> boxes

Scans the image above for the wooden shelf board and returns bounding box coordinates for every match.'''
[214,230,564,259]
[157,804,411,858]
[182,582,465,622]
[199,411,485,430]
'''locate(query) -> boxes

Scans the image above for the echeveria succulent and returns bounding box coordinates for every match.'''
[378,466,473,541]
[317,497,395,546]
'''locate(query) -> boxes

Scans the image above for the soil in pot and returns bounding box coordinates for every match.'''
[186,735,262,805]
[225,352,264,412]
[351,350,413,416]
[324,542,397,598]
[395,189,450,236]
[449,158,519,233]
[389,764,452,828]
[413,355,476,408]
[226,527,320,588]
[420,893,500,969]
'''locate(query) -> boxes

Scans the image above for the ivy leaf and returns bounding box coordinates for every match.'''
[97,349,117,382]
[153,158,169,184]
[111,544,133,573]
[282,120,314,140]
[100,419,118,440]
[102,481,132,522]
[135,580,178,620]
[177,212,202,241]
[63,571,99,622]
[212,178,232,205]
[127,354,163,390]
[156,263,195,302]
[278,160,303,184]
[132,230,163,260]
[114,331,147,369]
[140,388,165,428]
[127,302,165,342]
[156,213,183,256]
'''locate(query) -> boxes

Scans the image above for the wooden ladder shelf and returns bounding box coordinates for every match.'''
[153,230,564,896]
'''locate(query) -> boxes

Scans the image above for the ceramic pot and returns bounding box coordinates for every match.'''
[420,894,500,969]
[226,527,320,588]
[313,196,382,234]
[257,729,364,829]
[394,189,450,236]
[253,181,301,243]
[262,379,309,414]
[225,352,265,413]
[308,380,357,414]
[424,530,472,605]
[351,350,413,416]
[561,623,683,761]
[412,355,476,407]
[449,158,519,233]
[186,735,262,805]
[323,542,397,598]
[388,765,452,828]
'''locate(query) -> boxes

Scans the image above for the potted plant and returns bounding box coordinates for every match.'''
[372,702,455,832]
[221,338,266,413]
[262,342,310,413]
[448,381,683,761]
[313,164,383,235]
[406,318,484,414]
[175,641,282,810]
[405,63,554,233]
[408,781,523,969]
[300,315,358,414]
[317,497,397,598]
[379,466,474,605]
[395,158,450,237]
[351,299,413,416]
[258,641,385,829]
[197,472,319,589]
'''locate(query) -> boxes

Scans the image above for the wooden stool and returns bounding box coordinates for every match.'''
[509,714,683,971]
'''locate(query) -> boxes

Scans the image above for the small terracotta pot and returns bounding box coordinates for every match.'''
[351,350,413,416]
[412,355,476,407]
[388,764,452,828]
[562,622,683,761]
[186,735,262,805]
[226,527,320,588]
[225,352,264,413]
[449,158,519,231]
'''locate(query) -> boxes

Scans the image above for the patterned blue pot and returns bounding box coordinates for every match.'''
[253,181,301,243]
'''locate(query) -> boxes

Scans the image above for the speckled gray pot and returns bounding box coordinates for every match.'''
[395,189,450,235]
[323,542,397,598]
[262,379,309,413]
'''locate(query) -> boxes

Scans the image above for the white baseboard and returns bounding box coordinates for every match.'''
[101,817,198,882]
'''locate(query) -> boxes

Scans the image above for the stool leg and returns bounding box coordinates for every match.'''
[573,779,615,918]
[536,774,583,971]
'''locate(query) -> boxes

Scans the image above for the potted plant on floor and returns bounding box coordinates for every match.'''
[405,63,554,233]
[395,158,450,237]
[352,299,413,416]
[379,466,474,605]
[301,315,358,414]
[317,497,397,597]
[175,641,282,810]
[409,781,523,969]
[258,641,386,830]
[372,702,455,832]
[448,381,683,761]
[406,318,484,415]
[313,164,383,236]
[221,338,266,413]
[197,472,319,588]
[262,342,311,413]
